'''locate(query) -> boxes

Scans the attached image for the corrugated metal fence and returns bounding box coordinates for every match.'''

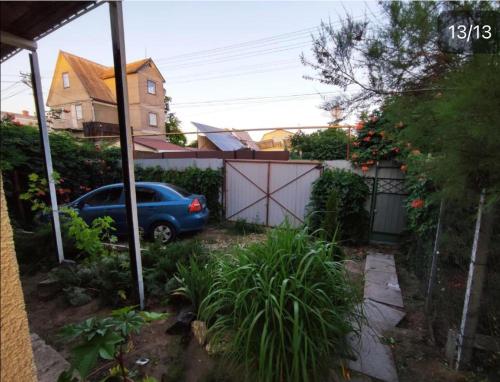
[224,159,322,227]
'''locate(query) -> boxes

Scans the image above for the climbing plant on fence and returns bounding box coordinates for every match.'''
[308,169,370,243]
[135,166,223,220]
[0,121,122,224]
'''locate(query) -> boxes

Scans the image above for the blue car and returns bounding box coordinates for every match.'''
[69,182,209,243]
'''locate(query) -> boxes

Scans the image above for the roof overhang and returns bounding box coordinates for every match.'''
[0,1,103,63]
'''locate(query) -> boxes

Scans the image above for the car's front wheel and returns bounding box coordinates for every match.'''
[150,221,176,244]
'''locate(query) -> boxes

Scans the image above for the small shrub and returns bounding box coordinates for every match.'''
[142,240,208,298]
[309,169,370,243]
[200,224,361,382]
[229,219,265,235]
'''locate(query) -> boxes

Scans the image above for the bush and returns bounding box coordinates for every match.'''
[142,240,208,298]
[199,225,361,382]
[135,166,223,220]
[309,169,370,243]
[1,122,122,225]
[322,189,341,242]
[290,128,348,160]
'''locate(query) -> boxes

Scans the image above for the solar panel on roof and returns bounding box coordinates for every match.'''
[192,122,245,151]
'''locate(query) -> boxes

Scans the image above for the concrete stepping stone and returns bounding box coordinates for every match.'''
[364,253,404,308]
[347,323,398,382]
[346,252,404,381]
[363,299,405,333]
[31,333,70,382]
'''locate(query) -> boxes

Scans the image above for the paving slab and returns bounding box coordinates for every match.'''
[31,333,70,382]
[365,253,396,273]
[363,299,406,333]
[364,254,404,308]
[347,323,398,382]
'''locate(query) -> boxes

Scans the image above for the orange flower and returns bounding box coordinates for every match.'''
[411,149,421,155]
[411,199,424,208]
[368,130,375,136]
[351,153,359,160]
[367,159,375,165]
[363,136,371,142]
[361,165,369,173]
[400,164,408,172]
[355,121,364,131]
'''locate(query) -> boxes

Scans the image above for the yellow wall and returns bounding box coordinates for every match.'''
[261,129,293,141]
[47,54,90,108]
[1,177,37,382]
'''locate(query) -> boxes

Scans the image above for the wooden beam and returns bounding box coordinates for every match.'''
[0,31,37,51]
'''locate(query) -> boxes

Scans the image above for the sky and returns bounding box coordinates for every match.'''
[0,1,380,141]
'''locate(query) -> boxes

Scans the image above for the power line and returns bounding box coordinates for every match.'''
[168,64,299,85]
[154,15,369,66]
[154,26,319,64]
[1,87,31,101]
[159,42,311,71]
[172,91,338,106]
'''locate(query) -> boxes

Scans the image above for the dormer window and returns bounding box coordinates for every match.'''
[147,80,156,95]
[62,72,70,88]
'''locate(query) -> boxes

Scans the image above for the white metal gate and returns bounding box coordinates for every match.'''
[224,160,322,227]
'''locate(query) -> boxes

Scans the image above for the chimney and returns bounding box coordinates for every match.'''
[22,110,29,116]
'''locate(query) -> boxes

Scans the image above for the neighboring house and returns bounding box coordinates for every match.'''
[46,51,165,137]
[258,129,294,151]
[192,122,259,151]
[132,137,196,153]
[0,110,38,127]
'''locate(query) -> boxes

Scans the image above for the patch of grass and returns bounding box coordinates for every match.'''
[200,224,362,382]
[228,219,265,235]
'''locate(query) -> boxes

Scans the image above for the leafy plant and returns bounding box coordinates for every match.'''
[142,240,208,298]
[175,256,215,314]
[308,169,369,243]
[62,207,116,259]
[59,306,167,381]
[322,189,341,243]
[199,224,361,382]
[1,121,122,225]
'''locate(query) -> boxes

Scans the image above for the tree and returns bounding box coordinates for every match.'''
[302,1,495,116]
[164,95,186,146]
[290,128,348,160]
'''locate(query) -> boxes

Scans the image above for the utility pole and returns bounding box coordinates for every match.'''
[455,189,496,369]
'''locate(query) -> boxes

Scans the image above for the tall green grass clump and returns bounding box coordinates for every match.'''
[199,225,361,382]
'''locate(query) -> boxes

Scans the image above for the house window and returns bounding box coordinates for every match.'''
[147,80,156,95]
[148,112,157,127]
[62,72,70,88]
[75,104,83,120]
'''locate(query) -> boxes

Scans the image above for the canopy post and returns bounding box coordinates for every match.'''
[109,0,144,309]
[29,50,64,263]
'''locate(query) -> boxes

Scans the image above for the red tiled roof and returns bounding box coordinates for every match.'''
[134,137,195,152]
